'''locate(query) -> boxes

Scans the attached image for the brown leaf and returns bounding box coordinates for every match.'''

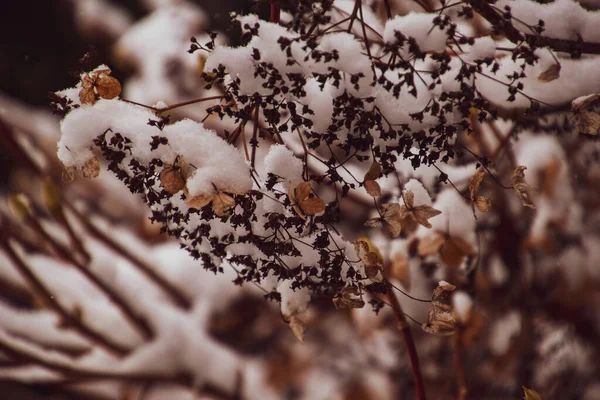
[96,74,122,99]
[383,218,402,238]
[364,180,381,197]
[432,280,456,309]
[288,315,305,343]
[81,156,100,179]
[403,189,415,209]
[299,197,326,215]
[364,161,382,182]
[511,166,536,209]
[159,165,186,194]
[539,157,561,197]
[468,170,485,200]
[294,182,312,202]
[474,196,492,212]
[79,74,96,105]
[439,236,476,269]
[365,203,403,237]
[417,233,445,256]
[537,62,561,83]
[212,192,236,216]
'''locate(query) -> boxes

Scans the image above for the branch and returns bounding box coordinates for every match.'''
[386,285,427,400]
[466,0,600,56]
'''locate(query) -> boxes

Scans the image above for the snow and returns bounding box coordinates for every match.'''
[452,291,473,324]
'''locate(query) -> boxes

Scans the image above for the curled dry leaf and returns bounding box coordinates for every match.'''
[354,238,383,280]
[537,62,561,83]
[418,232,476,270]
[96,72,122,99]
[185,193,213,209]
[511,166,536,209]
[288,182,325,220]
[468,170,485,200]
[333,286,365,309]
[363,161,382,198]
[81,156,100,179]
[400,189,442,229]
[570,93,600,135]
[364,202,402,238]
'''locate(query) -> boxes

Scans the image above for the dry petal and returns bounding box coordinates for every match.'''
[537,62,561,83]
[288,315,305,343]
[62,166,76,183]
[468,170,485,200]
[423,308,456,336]
[364,218,382,228]
[82,156,100,179]
[440,236,476,269]
[186,194,213,210]
[96,74,122,99]
[212,192,236,216]
[523,387,543,400]
[403,189,415,209]
[432,280,456,307]
[79,74,96,105]
[417,233,445,256]
[511,166,536,209]
[299,197,326,215]
[364,180,381,197]
[383,219,402,238]
[159,166,186,194]
[389,252,410,290]
[474,196,492,212]
[294,182,312,202]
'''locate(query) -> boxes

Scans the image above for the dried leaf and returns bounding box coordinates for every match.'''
[288,315,305,343]
[411,205,442,229]
[389,252,410,290]
[511,166,536,209]
[159,165,186,194]
[41,177,61,210]
[474,196,492,212]
[383,218,402,238]
[212,192,235,216]
[294,182,312,202]
[365,203,403,237]
[417,233,445,256]
[403,189,415,209]
[333,286,365,309]
[537,63,561,83]
[432,280,456,309]
[354,238,383,268]
[81,156,100,179]
[364,180,381,197]
[289,182,325,218]
[523,387,542,400]
[468,170,485,200]
[96,74,122,99]
[79,74,96,105]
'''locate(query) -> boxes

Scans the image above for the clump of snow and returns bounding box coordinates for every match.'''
[263,144,304,185]
[58,99,251,197]
[452,291,473,324]
[383,13,448,56]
